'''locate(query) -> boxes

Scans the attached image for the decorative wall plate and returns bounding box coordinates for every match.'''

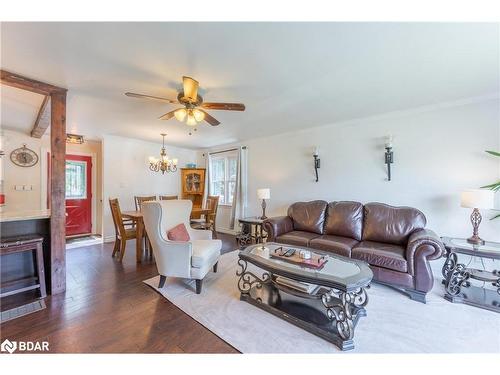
[10,144,39,167]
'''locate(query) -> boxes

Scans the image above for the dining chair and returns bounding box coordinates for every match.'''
[109,198,138,261]
[141,200,222,294]
[191,195,220,239]
[135,195,157,211]
[159,195,178,200]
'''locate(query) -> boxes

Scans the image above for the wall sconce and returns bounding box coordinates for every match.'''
[313,146,320,182]
[384,135,394,181]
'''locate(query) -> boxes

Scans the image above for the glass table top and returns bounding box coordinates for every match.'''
[441,237,500,259]
[241,243,373,290]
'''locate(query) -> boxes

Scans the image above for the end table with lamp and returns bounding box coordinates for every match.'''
[441,189,498,312]
[236,188,271,248]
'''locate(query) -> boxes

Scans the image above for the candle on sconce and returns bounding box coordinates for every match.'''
[385,134,393,149]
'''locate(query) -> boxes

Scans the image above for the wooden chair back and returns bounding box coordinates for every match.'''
[159,195,178,201]
[135,195,157,211]
[206,195,220,225]
[109,198,127,238]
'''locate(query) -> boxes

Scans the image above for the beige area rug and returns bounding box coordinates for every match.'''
[143,250,500,353]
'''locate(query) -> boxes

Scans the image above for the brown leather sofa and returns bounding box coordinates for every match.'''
[263,200,444,303]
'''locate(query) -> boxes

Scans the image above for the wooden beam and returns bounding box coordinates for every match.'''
[50,91,67,295]
[31,96,51,138]
[1,69,67,96]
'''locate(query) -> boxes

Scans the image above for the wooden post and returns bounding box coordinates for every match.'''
[50,91,67,294]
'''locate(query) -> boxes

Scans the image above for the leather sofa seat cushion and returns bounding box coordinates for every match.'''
[352,241,408,273]
[287,200,328,234]
[275,231,320,247]
[191,240,221,268]
[309,235,359,257]
[363,203,426,245]
[324,201,363,241]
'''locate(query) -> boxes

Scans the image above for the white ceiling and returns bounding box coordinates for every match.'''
[1,22,498,149]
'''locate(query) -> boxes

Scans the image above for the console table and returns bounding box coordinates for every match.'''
[441,237,500,313]
[0,235,47,300]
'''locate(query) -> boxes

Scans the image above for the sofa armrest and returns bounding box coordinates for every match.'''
[263,216,294,242]
[154,240,193,278]
[407,229,444,261]
[406,229,445,292]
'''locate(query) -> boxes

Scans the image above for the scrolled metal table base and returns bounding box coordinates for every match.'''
[321,287,369,340]
[236,259,271,294]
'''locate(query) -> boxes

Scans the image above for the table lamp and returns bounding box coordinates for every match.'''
[460,189,495,245]
[257,188,270,220]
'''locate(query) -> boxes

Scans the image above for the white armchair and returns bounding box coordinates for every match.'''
[142,200,222,294]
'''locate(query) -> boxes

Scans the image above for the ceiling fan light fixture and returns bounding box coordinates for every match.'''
[193,109,205,122]
[174,108,187,122]
[186,114,197,126]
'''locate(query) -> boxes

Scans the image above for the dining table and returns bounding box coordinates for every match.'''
[121,206,212,262]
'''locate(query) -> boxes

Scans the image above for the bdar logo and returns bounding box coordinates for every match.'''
[1,339,17,354]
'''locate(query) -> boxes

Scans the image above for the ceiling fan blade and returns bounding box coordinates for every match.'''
[182,76,199,102]
[198,109,221,126]
[201,102,245,111]
[125,92,177,104]
[158,109,178,120]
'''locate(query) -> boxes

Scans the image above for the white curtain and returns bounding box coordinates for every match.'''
[203,152,211,206]
[230,146,248,229]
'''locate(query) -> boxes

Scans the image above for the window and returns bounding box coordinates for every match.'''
[210,153,237,205]
[66,160,87,199]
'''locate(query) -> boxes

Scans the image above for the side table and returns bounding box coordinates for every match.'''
[441,237,500,313]
[236,217,267,249]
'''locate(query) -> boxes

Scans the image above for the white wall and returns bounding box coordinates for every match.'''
[0,129,44,213]
[102,135,198,240]
[202,97,500,241]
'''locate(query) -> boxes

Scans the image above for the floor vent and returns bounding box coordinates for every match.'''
[1,300,46,323]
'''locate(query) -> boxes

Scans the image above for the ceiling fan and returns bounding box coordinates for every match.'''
[125,76,245,127]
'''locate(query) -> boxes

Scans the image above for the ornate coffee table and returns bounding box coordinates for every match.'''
[237,243,373,350]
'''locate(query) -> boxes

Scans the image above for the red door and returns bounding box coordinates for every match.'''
[65,155,92,236]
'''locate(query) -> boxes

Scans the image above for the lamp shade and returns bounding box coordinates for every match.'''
[257,188,270,200]
[460,189,495,209]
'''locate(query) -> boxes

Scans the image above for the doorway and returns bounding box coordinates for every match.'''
[65,154,92,236]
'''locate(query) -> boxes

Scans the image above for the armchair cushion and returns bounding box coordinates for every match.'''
[167,223,191,242]
[191,239,222,268]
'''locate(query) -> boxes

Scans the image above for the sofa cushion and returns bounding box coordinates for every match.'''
[287,200,328,234]
[275,231,321,247]
[191,240,221,268]
[309,235,359,257]
[352,241,408,273]
[362,203,426,245]
[324,201,363,241]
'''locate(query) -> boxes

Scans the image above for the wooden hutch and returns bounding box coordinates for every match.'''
[181,168,206,219]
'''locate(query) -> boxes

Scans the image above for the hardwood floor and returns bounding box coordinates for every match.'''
[0,232,239,353]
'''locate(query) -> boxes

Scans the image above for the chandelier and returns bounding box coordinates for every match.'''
[149,133,178,174]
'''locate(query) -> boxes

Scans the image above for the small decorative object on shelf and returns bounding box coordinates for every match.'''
[384,134,394,181]
[460,189,495,245]
[185,162,197,168]
[313,146,320,182]
[149,133,178,174]
[257,188,270,219]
